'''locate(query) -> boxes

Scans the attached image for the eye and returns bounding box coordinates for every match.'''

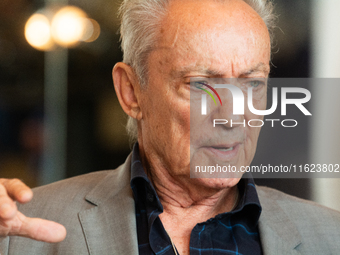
[250,80,261,88]
[248,79,266,88]
[193,81,206,89]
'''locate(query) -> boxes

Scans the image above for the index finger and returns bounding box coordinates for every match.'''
[0,179,33,204]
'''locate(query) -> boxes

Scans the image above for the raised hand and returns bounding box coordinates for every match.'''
[0,179,66,242]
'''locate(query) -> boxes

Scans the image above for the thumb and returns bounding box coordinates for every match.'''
[12,212,67,243]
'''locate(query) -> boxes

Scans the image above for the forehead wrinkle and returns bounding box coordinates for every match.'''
[169,23,180,48]
[150,0,271,79]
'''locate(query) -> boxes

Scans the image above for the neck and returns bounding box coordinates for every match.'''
[153,170,238,216]
[153,170,239,255]
[138,142,240,255]
[138,142,239,220]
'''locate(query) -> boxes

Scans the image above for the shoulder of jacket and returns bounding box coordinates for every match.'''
[257,185,340,219]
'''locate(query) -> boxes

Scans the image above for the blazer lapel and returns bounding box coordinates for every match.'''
[78,154,138,255]
[257,187,302,255]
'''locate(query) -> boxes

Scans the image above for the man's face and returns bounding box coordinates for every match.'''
[138,0,271,189]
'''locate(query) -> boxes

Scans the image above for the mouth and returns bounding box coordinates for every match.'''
[202,143,240,161]
[212,146,234,152]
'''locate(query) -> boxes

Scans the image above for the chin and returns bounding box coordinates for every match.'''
[193,177,242,190]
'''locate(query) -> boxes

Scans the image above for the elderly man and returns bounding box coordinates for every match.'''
[0,0,340,254]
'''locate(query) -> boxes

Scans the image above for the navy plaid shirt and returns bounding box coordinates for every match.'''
[130,144,263,255]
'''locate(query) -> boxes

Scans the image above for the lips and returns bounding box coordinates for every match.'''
[212,146,234,152]
[203,143,240,161]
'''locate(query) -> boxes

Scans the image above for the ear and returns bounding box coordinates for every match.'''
[112,62,143,120]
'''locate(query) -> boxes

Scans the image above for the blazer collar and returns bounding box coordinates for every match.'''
[257,187,302,255]
[79,153,138,255]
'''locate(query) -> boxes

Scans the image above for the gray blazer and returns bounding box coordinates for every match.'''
[1,154,340,255]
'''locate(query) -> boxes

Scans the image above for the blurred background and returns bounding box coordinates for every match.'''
[0,0,340,210]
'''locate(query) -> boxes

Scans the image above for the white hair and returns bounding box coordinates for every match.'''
[118,0,277,143]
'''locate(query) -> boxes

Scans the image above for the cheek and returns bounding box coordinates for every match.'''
[245,90,267,120]
[244,101,263,148]
[139,93,170,145]
[142,95,191,142]
[241,128,260,169]
[244,96,265,160]
[169,101,191,140]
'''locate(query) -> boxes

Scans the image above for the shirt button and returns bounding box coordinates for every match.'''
[147,193,154,202]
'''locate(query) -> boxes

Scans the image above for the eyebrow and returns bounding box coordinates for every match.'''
[174,68,225,78]
[173,62,270,78]
[240,62,270,76]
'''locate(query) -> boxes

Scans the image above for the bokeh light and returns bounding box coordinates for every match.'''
[51,6,88,47]
[25,13,54,51]
[82,19,101,43]
[25,5,101,51]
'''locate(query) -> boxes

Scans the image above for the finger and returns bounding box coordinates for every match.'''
[0,179,33,203]
[13,212,67,243]
[0,184,18,220]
